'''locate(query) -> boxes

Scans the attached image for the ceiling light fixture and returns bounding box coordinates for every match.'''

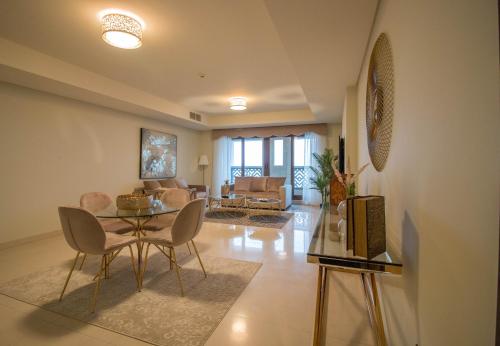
[99,9,144,49]
[229,97,247,111]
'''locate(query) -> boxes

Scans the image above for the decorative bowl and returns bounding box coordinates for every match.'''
[116,193,153,210]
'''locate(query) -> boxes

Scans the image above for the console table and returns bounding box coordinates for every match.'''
[307,207,402,346]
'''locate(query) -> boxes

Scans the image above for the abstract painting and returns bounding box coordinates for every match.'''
[140,128,177,179]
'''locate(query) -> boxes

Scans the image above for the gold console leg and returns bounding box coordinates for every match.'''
[313,266,327,346]
[361,272,387,346]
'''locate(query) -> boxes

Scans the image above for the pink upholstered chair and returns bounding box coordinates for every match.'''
[141,199,206,296]
[143,188,191,231]
[80,192,134,234]
[58,207,140,312]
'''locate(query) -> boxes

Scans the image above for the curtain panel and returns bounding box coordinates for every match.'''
[212,123,328,140]
[211,136,233,194]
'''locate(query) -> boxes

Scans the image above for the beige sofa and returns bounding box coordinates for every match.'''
[223,176,292,210]
[140,178,210,200]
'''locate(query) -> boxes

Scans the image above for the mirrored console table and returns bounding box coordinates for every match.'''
[307,207,402,346]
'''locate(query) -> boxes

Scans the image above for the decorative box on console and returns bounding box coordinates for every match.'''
[346,195,386,259]
[116,193,153,210]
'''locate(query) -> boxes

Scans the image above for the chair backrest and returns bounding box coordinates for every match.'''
[160,188,191,210]
[58,207,107,255]
[170,199,205,246]
[80,192,113,213]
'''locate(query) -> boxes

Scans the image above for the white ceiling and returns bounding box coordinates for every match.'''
[0,0,377,125]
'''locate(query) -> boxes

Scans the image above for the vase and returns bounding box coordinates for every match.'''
[337,200,347,220]
[222,183,230,195]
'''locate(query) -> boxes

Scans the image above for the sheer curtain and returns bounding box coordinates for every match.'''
[302,132,327,205]
[212,136,233,194]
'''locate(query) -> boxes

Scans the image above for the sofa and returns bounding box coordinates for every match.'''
[140,178,209,200]
[223,176,292,210]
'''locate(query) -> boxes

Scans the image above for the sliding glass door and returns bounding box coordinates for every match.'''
[230,138,264,182]
[231,136,304,200]
[270,137,291,186]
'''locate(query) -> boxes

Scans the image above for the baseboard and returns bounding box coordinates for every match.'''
[0,230,61,251]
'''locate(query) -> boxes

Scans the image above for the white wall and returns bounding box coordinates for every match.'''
[326,123,341,156]
[341,86,358,171]
[353,0,499,345]
[0,82,203,244]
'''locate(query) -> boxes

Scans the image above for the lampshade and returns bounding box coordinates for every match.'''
[199,155,209,166]
[101,12,143,49]
[229,97,247,111]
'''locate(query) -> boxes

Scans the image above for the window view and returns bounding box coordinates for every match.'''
[293,137,306,198]
[244,139,263,167]
[232,139,242,167]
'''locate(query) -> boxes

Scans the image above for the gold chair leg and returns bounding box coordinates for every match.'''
[141,243,151,288]
[90,256,105,313]
[169,247,173,270]
[59,251,80,301]
[78,253,87,270]
[186,242,192,254]
[128,245,140,291]
[191,240,207,278]
[171,248,184,296]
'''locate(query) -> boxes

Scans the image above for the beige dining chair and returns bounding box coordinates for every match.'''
[143,188,191,231]
[79,192,135,269]
[80,192,135,234]
[141,198,206,296]
[58,206,140,312]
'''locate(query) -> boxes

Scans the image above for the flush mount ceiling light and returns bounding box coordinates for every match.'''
[99,9,144,49]
[229,97,247,111]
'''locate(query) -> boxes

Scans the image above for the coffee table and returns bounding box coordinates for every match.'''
[246,197,281,211]
[208,194,246,211]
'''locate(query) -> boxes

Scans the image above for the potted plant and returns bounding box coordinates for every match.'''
[309,149,337,207]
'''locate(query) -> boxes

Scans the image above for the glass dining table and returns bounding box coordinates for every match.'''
[95,200,179,288]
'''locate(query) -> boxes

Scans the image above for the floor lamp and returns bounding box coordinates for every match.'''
[199,155,209,185]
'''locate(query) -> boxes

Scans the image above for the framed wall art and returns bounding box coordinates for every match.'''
[140,128,177,179]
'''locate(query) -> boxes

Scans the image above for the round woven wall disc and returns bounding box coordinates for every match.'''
[366,33,394,172]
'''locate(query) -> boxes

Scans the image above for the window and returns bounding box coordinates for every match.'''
[244,139,263,167]
[232,139,242,166]
[294,137,305,166]
[273,139,283,166]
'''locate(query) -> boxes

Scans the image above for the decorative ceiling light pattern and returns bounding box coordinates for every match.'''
[229,97,247,111]
[366,33,394,172]
[101,12,143,49]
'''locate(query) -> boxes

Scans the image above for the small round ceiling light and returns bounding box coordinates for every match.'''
[229,97,247,111]
[99,9,144,49]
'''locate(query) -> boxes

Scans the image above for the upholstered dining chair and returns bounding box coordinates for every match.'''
[80,192,134,234]
[143,188,191,231]
[79,192,135,270]
[141,198,206,296]
[58,207,140,312]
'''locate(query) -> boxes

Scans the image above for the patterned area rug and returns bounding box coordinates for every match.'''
[0,249,261,346]
[204,208,294,229]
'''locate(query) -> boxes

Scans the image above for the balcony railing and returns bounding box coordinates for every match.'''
[230,166,305,190]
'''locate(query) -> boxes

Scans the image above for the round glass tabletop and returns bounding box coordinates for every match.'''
[94,200,178,219]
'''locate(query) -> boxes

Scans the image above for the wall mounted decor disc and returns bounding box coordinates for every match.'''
[366,33,394,172]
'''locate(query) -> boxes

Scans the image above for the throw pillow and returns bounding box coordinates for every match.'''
[143,180,161,190]
[267,177,286,192]
[159,179,177,188]
[249,178,267,192]
[234,177,252,191]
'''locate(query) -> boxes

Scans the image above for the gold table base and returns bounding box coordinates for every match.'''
[313,266,388,346]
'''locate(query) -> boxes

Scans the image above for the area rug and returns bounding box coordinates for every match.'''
[204,208,294,229]
[0,249,261,346]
